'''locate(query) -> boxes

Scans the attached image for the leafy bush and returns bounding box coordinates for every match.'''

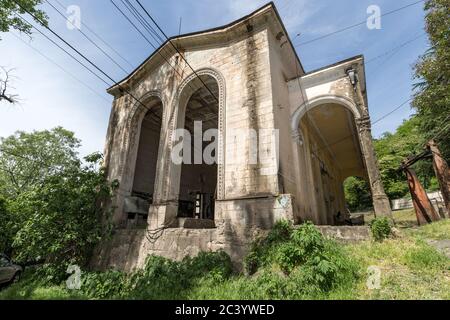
[122,251,232,299]
[8,153,117,283]
[244,220,293,274]
[244,220,360,295]
[370,217,393,242]
[82,271,127,299]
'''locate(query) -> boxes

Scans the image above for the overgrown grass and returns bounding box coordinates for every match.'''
[1,219,449,300]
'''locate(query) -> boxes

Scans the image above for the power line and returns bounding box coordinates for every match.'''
[45,0,130,74]
[293,0,425,48]
[16,14,111,86]
[14,0,164,119]
[365,33,427,66]
[122,0,165,44]
[53,0,134,69]
[10,31,111,103]
[372,99,412,125]
[311,98,413,155]
[110,0,218,119]
[134,0,219,103]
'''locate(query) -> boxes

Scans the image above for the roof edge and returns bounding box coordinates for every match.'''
[108,1,305,93]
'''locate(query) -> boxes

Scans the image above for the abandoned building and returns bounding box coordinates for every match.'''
[94,2,392,271]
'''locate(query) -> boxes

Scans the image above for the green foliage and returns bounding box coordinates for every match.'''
[0,0,48,39]
[413,0,450,161]
[81,271,127,300]
[0,128,117,282]
[10,153,115,276]
[244,220,293,274]
[370,217,393,242]
[245,221,360,295]
[344,177,372,212]
[78,251,233,300]
[0,127,81,196]
[345,116,439,207]
[0,196,13,254]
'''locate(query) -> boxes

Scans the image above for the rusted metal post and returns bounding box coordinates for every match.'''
[427,140,450,217]
[404,167,441,225]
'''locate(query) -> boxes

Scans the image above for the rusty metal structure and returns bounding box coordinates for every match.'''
[427,140,450,217]
[399,140,450,225]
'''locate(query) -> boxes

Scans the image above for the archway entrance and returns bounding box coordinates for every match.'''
[177,75,219,220]
[127,98,163,227]
[295,102,366,225]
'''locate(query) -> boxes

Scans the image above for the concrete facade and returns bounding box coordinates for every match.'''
[93,3,391,271]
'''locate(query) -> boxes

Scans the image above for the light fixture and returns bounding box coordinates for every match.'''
[347,69,357,86]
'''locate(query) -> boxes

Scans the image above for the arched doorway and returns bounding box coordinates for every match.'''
[175,75,220,220]
[293,100,366,225]
[126,98,163,227]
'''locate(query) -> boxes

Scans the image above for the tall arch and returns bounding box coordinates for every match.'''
[290,96,365,225]
[163,68,226,207]
[291,95,361,144]
[119,92,165,226]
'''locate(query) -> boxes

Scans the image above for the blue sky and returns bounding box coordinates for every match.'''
[0,0,428,157]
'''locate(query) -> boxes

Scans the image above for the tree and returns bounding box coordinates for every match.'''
[0,128,117,276]
[0,127,81,197]
[413,0,450,161]
[0,0,47,39]
[0,66,18,104]
[344,176,372,212]
[373,117,434,200]
[344,117,439,205]
[10,152,115,272]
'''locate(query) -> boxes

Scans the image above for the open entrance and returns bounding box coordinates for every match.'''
[296,102,366,225]
[126,99,163,227]
[177,75,219,220]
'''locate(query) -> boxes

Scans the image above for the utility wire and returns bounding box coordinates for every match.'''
[365,33,426,66]
[122,0,165,44]
[53,0,134,69]
[16,14,111,86]
[45,0,129,75]
[134,0,219,103]
[110,0,218,120]
[14,0,165,121]
[312,98,413,155]
[294,0,425,47]
[10,31,111,103]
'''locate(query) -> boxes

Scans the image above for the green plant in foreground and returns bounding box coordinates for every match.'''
[370,217,393,242]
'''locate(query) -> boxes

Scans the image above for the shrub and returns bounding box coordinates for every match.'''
[370,217,393,242]
[125,251,233,299]
[81,270,127,299]
[244,221,361,295]
[244,220,293,275]
[291,222,324,256]
[275,243,302,274]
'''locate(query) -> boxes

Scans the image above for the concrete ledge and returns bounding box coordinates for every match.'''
[317,226,370,242]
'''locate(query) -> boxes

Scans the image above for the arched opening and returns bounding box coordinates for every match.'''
[126,98,163,227]
[295,102,366,225]
[177,75,219,220]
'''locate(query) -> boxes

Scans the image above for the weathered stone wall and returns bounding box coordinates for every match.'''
[93,194,294,272]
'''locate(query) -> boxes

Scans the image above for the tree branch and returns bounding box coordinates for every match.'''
[0,66,18,104]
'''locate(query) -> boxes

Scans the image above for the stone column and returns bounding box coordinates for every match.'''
[352,79,392,219]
